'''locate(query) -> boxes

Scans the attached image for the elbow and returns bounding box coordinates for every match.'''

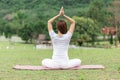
[73,20,75,23]
[48,20,53,23]
[48,20,51,23]
[71,20,75,24]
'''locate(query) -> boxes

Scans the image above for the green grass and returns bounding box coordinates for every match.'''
[0,41,120,80]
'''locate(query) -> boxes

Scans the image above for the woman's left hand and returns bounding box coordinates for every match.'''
[59,7,64,16]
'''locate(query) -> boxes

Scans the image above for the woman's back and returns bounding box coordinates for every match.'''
[49,30,72,63]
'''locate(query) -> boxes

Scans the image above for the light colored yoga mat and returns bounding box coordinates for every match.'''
[13,65,105,70]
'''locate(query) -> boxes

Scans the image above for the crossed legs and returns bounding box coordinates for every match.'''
[42,58,81,69]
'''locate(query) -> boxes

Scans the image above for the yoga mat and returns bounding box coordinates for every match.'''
[13,65,105,70]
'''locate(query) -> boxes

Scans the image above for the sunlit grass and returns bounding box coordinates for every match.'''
[0,41,120,80]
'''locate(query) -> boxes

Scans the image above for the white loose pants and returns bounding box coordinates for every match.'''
[42,58,81,69]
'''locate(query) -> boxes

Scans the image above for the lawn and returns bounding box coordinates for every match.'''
[0,41,120,80]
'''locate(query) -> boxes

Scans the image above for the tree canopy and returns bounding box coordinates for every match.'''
[0,0,116,45]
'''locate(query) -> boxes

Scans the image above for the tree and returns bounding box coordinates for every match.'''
[17,11,47,43]
[0,19,5,35]
[28,20,47,41]
[118,27,120,43]
[108,0,120,47]
[0,0,112,44]
[2,13,17,41]
[18,24,32,43]
[87,0,110,27]
[73,16,100,46]
[15,10,28,28]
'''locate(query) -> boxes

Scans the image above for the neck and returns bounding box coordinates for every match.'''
[58,31,63,36]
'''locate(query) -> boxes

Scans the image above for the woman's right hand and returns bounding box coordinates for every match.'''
[59,7,64,16]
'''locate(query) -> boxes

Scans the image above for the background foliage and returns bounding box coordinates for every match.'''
[0,0,119,46]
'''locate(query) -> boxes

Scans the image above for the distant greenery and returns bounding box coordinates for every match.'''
[0,0,118,45]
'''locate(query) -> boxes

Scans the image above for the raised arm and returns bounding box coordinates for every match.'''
[48,7,64,32]
[63,15,75,33]
[48,15,60,32]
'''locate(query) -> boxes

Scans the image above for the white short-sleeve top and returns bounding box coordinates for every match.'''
[49,30,72,63]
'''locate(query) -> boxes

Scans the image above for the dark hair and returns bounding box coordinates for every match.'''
[56,20,67,34]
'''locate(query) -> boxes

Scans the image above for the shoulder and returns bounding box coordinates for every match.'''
[49,30,57,38]
[64,31,72,38]
[49,30,56,34]
[66,31,72,36]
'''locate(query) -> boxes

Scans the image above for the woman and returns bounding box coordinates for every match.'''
[42,7,81,69]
